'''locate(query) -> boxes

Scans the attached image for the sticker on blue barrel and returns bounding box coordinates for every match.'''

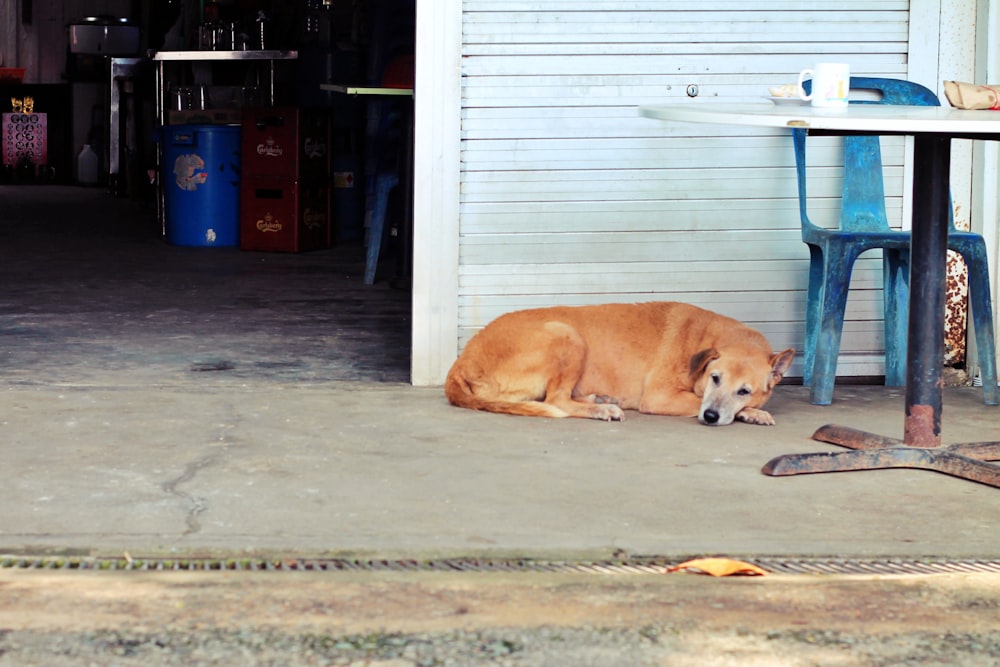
[173,153,207,191]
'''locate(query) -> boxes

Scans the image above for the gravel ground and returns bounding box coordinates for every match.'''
[1,570,999,666]
[4,625,1000,666]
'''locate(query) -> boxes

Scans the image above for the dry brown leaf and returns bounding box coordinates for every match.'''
[667,558,768,577]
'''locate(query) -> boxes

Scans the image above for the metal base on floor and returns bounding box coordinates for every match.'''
[762,424,1000,488]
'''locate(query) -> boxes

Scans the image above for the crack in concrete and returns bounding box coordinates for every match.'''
[162,452,223,536]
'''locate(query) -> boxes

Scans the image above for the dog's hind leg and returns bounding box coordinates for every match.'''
[538,322,625,421]
[447,318,623,420]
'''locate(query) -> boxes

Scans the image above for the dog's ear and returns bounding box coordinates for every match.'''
[689,348,720,379]
[768,348,796,387]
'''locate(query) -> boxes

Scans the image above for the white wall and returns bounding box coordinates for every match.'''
[411,0,462,386]
[971,0,1000,377]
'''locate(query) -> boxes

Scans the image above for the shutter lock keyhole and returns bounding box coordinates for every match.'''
[686,84,699,97]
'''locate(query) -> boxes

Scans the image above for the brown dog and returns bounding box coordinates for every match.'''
[445,302,794,426]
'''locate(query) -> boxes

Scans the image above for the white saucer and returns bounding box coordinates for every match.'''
[765,96,809,106]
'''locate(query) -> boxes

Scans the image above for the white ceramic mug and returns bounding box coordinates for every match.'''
[798,63,851,108]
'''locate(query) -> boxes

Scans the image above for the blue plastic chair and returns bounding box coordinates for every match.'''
[362,56,412,285]
[794,77,998,405]
[362,0,414,285]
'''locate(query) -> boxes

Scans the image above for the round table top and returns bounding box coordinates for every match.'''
[639,102,1000,137]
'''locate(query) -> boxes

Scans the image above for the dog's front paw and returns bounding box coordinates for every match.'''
[583,393,620,405]
[735,407,775,426]
[591,404,625,422]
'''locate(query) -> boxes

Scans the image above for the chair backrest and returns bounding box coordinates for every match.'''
[794,77,942,233]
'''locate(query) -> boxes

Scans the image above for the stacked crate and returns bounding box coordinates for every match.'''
[240,107,331,252]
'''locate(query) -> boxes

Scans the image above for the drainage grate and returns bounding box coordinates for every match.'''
[2,555,1000,576]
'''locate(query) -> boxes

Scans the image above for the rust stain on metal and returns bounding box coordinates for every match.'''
[904,404,940,447]
[786,120,810,127]
[811,424,901,449]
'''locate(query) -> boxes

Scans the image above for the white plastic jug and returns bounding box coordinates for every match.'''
[77,144,98,185]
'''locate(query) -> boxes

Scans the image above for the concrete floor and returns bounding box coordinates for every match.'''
[2,185,1000,561]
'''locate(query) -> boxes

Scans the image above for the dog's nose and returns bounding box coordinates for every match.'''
[702,409,720,424]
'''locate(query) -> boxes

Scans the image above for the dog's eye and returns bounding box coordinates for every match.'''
[737,386,752,397]
[711,372,721,386]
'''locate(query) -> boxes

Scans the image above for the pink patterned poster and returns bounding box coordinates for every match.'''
[2,113,48,167]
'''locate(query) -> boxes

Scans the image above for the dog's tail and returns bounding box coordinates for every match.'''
[444,364,566,418]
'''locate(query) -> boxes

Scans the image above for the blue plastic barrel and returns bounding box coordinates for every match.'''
[162,125,241,246]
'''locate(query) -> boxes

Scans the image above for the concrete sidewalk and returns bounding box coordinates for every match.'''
[3,379,1000,560]
[2,185,998,562]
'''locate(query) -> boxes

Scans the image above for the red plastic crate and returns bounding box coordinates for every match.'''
[241,107,329,184]
[0,68,25,84]
[240,177,330,253]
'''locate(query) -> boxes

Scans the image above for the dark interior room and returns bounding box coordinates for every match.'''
[1,0,414,385]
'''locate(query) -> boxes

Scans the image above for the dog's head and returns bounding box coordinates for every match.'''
[689,347,795,425]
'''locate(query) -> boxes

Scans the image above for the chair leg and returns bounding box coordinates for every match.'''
[364,172,399,285]
[802,245,825,388]
[810,251,858,405]
[963,252,999,405]
[973,301,999,405]
[882,249,909,387]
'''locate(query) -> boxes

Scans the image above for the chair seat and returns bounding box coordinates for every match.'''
[804,227,989,253]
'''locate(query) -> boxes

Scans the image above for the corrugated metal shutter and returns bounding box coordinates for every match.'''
[459,1,912,378]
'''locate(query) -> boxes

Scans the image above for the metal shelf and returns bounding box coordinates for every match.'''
[153,50,298,62]
[152,49,298,227]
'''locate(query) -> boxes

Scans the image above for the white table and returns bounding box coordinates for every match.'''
[640,103,1000,135]
[319,84,413,97]
[640,102,1000,487]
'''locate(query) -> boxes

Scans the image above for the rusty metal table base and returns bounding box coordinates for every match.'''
[762,424,1000,488]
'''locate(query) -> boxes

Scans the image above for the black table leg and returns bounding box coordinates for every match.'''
[763,134,1000,488]
[904,134,949,446]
